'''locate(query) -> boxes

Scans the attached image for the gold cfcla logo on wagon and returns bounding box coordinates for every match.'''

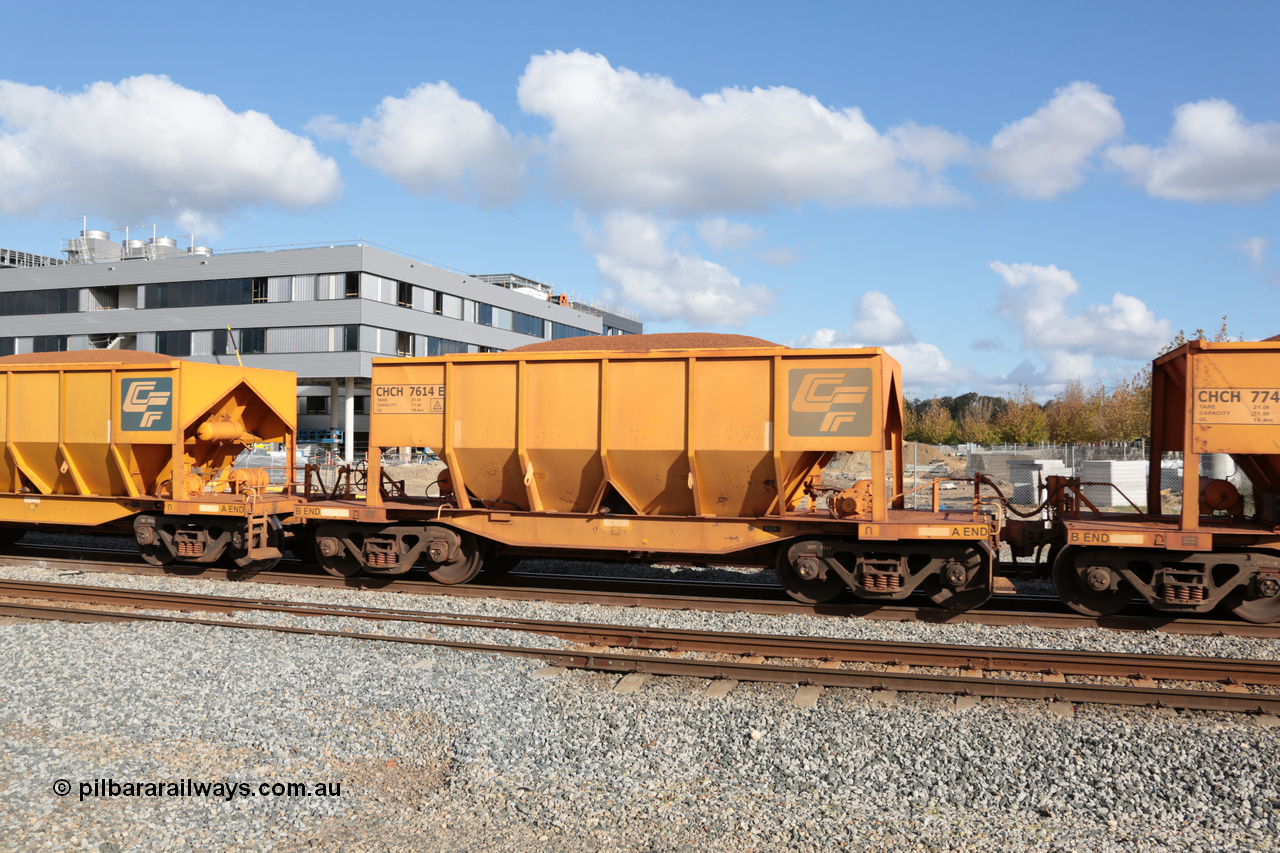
[788,368,872,437]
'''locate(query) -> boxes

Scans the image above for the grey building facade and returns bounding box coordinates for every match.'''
[0,232,642,458]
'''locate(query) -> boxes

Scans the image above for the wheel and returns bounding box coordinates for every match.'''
[484,553,522,575]
[233,553,281,573]
[315,534,363,578]
[1227,581,1280,624]
[139,543,174,566]
[775,544,846,605]
[427,530,483,585]
[1052,546,1133,617]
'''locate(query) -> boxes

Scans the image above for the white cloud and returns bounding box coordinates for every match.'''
[983,82,1124,199]
[990,261,1171,374]
[1107,99,1280,203]
[1235,235,1270,270]
[846,290,912,346]
[311,82,528,208]
[517,50,970,214]
[0,75,340,229]
[697,217,761,251]
[579,211,774,326]
[798,291,972,393]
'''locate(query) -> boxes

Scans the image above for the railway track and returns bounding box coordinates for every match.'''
[3,577,1280,715]
[3,541,1279,639]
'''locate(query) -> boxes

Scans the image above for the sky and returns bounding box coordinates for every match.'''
[1,1,1277,400]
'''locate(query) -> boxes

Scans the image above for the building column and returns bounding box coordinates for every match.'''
[329,380,339,429]
[344,376,355,463]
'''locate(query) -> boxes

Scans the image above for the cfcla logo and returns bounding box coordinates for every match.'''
[788,368,873,437]
[121,377,173,431]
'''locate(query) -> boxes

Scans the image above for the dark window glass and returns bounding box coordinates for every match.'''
[241,328,266,354]
[341,325,359,352]
[354,396,368,414]
[345,272,359,298]
[551,322,591,340]
[0,338,12,356]
[155,330,191,357]
[427,337,468,357]
[511,311,544,337]
[33,335,68,352]
[476,303,493,326]
[0,288,80,316]
[397,282,413,308]
[305,396,328,414]
[212,328,229,355]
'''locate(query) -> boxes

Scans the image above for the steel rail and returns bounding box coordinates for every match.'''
[4,578,1280,689]
[4,544,1280,638]
[2,598,1277,715]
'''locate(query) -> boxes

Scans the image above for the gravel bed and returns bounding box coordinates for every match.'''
[2,612,1278,852]
[4,539,1280,851]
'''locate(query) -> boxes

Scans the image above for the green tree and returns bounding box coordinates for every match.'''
[906,398,957,444]
[957,398,998,444]
[995,385,1048,444]
[1047,379,1103,444]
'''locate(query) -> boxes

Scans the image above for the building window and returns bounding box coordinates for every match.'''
[397,282,413,308]
[0,337,15,356]
[0,288,77,316]
[143,279,253,309]
[427,337,468,356]
[241,328,266,354]
[396,331,413,356]
[476,303,493,326]
[33,335,68,353]
[512,311,544,337]
[353,396,368,414]
[552,322,591,339]
[345,272,359,298]
[304,396,329,414]
[251,278,268,304]
[340,325,359,352]
[155,331,191,357]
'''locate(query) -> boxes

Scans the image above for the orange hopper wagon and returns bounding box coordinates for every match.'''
[0,350,297,569]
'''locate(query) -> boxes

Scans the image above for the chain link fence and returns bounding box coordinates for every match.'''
[818,445,1252,516]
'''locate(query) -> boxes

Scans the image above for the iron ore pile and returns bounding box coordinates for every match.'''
[2,558,1279,853]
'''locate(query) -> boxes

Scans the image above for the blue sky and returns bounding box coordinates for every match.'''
[1,1,1277,399]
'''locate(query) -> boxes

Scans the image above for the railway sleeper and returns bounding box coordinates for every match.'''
[778,537,993,608]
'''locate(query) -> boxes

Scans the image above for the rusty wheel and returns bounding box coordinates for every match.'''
[138,544,175,566]
[775,544,845,605]
[135,517,174,566]
[315,534,362,577]
[1227,577,1280,624]
[1052,546,1132,617]
[427,530,484,584]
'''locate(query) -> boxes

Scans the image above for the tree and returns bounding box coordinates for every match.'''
[994,385,1048,444]
[906,398,957,444]
[957,398,998,444]
[1046,379,1103,444]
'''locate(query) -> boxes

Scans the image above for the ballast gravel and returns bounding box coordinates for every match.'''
[1,562,1278,851]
